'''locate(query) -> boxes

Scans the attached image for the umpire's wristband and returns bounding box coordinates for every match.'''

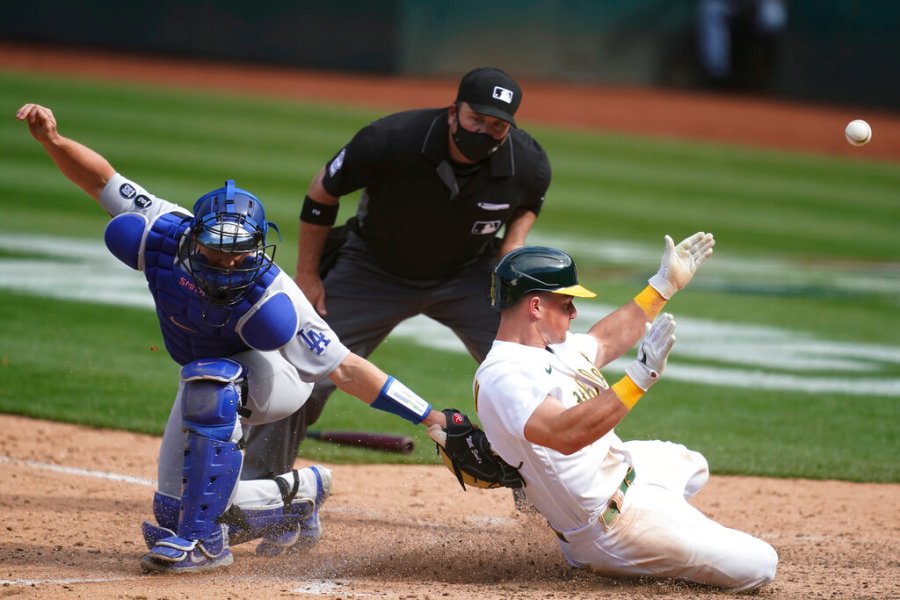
[300,195,339,226]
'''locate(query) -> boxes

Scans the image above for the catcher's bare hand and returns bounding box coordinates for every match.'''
[16,103,60,144]
[648,232,715,299]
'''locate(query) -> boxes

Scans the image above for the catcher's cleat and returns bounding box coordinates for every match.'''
[140,524,233,574]
[255,465,331,556]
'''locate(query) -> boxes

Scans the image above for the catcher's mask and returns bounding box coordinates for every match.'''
[184,180,279,315]
[490,246,596,309]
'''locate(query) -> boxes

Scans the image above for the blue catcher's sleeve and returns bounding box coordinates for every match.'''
[104,212,148,270]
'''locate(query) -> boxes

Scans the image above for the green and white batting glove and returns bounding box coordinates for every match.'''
[625,313,677,391]
[648,232,715,299]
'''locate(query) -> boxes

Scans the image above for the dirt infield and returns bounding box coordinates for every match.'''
[2,415,898,600]
[1,44,898,599]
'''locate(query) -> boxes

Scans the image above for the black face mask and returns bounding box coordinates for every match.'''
[452,117,503,162]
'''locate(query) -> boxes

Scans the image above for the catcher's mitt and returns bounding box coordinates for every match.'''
[429,408,524,491]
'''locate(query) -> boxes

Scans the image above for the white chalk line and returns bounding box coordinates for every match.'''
[0,454,155,487]
[0,456,517,528]
[0,454,514,594]
[0,576,142,586]
[0,456,153,587]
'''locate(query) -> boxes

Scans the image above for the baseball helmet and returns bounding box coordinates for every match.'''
[490,246,596,309]
[184,180,279,307]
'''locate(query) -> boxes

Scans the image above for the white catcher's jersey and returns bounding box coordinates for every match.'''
[100,172,190,221]
[475,332,632,532]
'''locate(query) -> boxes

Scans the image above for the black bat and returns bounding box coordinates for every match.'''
[307,430,415,454]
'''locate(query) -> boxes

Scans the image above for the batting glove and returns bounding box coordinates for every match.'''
[625,313,677,391]
[648,232,715,299]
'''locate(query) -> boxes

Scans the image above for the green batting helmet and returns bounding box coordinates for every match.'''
[490,246,597,309]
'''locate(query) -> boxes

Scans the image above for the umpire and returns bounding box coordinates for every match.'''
[243,67,551,478]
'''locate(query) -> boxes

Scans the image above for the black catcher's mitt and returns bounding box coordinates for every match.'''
[429,408,524,491]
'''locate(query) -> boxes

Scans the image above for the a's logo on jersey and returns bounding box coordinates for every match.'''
[472,220,501,235]
[545,366,552,374]
[328,148,346,178]
[119,183,136,199]
[134,195,152,209]
[572,359,608,404]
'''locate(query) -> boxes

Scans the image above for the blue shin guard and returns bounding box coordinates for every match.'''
[141,358,245,574]
[141,491,180,549]
[223,466,331,556]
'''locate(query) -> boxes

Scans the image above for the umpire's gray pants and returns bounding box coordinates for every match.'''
[241,233,499,478]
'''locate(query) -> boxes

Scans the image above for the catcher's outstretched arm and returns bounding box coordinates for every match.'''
[16,103,114,201]
[324,353,446,428]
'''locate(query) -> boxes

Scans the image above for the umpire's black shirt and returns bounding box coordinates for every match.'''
[320,108,551,280]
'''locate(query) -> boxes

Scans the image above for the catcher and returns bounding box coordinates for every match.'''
[16,102,519,575]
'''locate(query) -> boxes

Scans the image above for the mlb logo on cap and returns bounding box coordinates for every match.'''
[456,67,523,126]
[493,86,514,104]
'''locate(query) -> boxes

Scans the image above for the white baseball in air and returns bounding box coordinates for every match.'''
[844,119,872,146]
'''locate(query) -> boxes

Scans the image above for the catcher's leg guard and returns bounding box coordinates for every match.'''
[256,465,331,556]
[141,358,245,574]
[141,491,180,549]
[222,465,331,556]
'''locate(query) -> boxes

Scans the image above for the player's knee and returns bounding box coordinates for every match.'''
[730,540,778,592]
[180,358,247,443]
[757,542,779,587]
[683,449,710,498]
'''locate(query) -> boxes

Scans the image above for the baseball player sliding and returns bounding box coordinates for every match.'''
[473,238,778,592]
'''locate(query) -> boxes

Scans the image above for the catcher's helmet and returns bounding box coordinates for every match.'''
[184,180,279,308]
[490,246,596,309]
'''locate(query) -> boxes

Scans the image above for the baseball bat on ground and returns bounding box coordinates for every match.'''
[307,430,415,454]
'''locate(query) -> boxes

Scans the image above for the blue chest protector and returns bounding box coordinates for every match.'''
[104,212,298,364]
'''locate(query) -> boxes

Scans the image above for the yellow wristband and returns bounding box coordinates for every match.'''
[612,375,645,410]
[633,285,667,319]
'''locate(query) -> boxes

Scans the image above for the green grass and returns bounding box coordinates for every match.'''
[1,69,898,481]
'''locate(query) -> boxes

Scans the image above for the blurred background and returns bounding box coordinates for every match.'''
[0,0,897,110]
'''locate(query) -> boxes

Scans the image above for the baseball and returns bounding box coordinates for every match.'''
[844,119,872,146]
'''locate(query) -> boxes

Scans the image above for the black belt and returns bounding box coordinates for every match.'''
[554,466,635,543]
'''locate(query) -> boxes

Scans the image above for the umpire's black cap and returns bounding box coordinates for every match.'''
[456,67,522,126]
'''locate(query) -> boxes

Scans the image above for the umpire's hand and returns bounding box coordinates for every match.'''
[296,270,327,316]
